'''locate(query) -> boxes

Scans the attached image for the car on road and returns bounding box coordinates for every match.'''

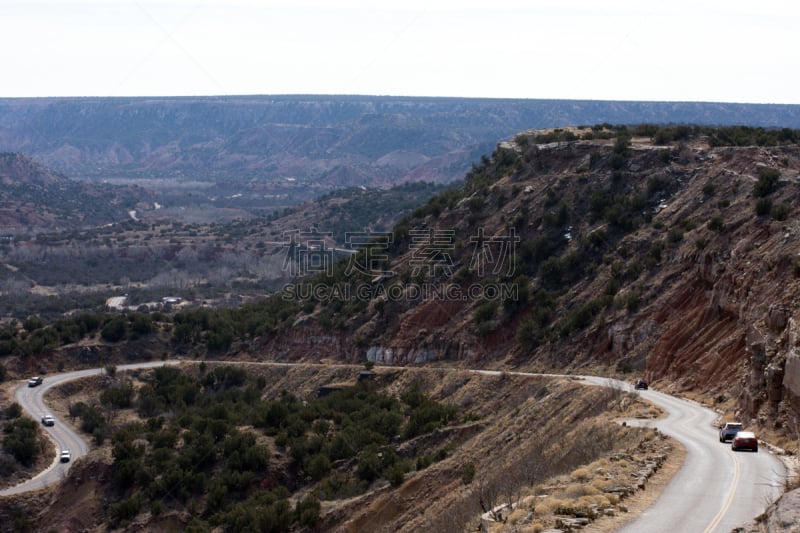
[731,431,758,452]
[27,376,43,387]
[719,422,744,442]
[41,414,55,426]
[634,379,648,390]
[59,449,71,463]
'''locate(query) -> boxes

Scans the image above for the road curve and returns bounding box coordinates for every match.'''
[0,361,788,533]
[474,371,786,532]
[0,361,178,497]
[570,375,784,533]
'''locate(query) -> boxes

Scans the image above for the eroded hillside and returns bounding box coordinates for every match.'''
[0,152,152,232]
[256,125,800,448]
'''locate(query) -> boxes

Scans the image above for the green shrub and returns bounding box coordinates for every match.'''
[305,453,331,481]
[101,317,127,342]
[668,229,684,243]
[5,402,22,419]
[771,203,790,221]
[2,418,38,466]
[295,494,321,527]
[708,215,724,231]
[462,462,476,485]
[755,197,773,216]
[753,167,780,197]
[101,383,135,409]
[109,495,142,525]
[356,446,383,483]
[624,291,640,312]
[385,463,406,487]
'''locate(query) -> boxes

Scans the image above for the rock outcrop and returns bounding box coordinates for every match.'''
[257,130,800,446]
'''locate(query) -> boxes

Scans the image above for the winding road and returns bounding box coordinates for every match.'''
[0,361,178,496]
[609,381,786,533]
[477,371,786,532]
[0,362,788,533]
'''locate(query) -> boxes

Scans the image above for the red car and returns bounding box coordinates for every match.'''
[731,431,758,452]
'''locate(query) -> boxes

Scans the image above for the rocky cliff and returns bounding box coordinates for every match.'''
[260,125,800,447]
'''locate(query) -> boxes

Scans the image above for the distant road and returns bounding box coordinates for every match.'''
[0,362,788,533]
[0,361,178,497]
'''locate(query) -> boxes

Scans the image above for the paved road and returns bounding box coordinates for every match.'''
[574,375,784,533]
[474,371,786,532]
[0,361,177,496]
[1,362,788,533]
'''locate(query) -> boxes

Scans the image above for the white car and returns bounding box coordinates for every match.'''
[41,414,55,426]
[59,449,71,463]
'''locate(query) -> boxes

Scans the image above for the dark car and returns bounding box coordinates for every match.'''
[731,431,758,452]
[634,379,648,390]
[27,376,43,387]
[719,422,744,442]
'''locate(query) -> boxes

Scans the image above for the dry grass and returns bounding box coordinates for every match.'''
[488,427,675,533]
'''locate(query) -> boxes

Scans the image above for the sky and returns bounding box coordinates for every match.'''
[1,0,798,104]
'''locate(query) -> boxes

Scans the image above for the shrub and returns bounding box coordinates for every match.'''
[708,215,724,231]
[462,462,476,485]
[305,453,331,481]
[2,418,39,466]
[610,153,625,170]
[109,495,142,525]
[771,203,790,221]
[564,483,601,498]
[101,317,127,342]
[755,197,773,216]
[295,494,321,527]
[404,399,457,439]
[5,402,22,419]
[753,167,780,197]
[570,467,590,481]
[474,299,499,325]
[101,383,134,409]
[667,228,684,243]
[79,405,106,434]
[385,463,406,487]
[356,446,383,483]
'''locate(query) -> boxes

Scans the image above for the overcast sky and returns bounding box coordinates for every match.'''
[2,0,798,104]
